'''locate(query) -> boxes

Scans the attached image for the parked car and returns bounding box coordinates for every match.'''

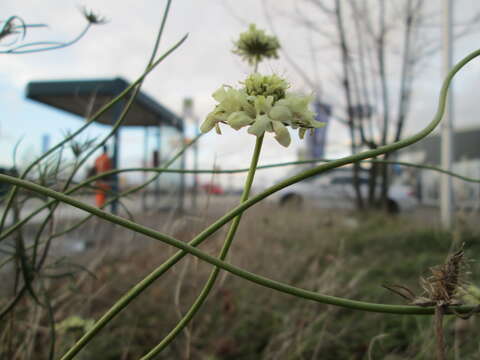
[273,169,417,213]
[202,183,224,195]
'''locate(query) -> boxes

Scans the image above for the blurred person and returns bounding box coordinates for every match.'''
[93,145,113,207]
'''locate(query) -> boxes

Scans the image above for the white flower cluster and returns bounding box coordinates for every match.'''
[200,73,324,147]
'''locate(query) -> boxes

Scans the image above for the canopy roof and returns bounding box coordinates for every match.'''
[26,77,183,130]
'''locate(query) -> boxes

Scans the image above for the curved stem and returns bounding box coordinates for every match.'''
[0,32,188,234]
[141,135,264,359]
[1,24,91,54]
[28,0,174,268]
[0,134,201,248]
[6,152,473,271]
[0,42,477,360]
[5,146,480,246]
[0,165,478,358]
[44,158,480,182]
[1,6,182,317]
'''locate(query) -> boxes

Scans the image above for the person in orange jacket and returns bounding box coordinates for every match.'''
[94,145,113,208]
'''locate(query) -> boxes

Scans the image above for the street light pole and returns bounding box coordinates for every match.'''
[441,0,454,228]
[193,115,199,211]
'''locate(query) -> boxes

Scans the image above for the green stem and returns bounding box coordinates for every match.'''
[0,168,477,335]
[1,2,180,319]
[0,135,201,244]
[3,23,91,54]
[0,41,477,360]
[27,0,174,268]
[49,133,201,239]
[3,152,477,247]
[141,135,264,359]
[46,157,480,182]
[0,32,188,234]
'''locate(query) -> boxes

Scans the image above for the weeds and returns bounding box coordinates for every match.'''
[3,206,479,359]
[1,2,480,359]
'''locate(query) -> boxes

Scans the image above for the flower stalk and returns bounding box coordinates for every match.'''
[140,135,264,359]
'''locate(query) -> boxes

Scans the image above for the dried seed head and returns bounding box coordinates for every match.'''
[420,245,467,304]
[384,244,470,307]
[80,7,108,25]
[0,16,25,44]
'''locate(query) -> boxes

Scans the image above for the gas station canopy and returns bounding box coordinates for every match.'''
[25,77,186,213]
[26,77,183,130]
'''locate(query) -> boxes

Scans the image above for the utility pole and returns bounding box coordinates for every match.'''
[183,98,198,211]
[441,0,454,228]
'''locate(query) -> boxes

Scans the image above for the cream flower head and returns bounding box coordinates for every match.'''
[200,73,324,147]
[232,24,280,66]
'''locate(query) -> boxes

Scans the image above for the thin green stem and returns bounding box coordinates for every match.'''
[0,134,201,252]
[4,152,477,247]
[147,0,171,66]
[0,39,478,360]
[28,0,173,270]
[1,23,92,54]
[0,172,478,329]
[141,135,264,359]
[0,7,182,319]
[0,172,478,318]
[48,133,200,239]
[0,32,188,234]
[38,157,480,182]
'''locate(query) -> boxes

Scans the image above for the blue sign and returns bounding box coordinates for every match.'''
[308,101,331,159]
[41,134,51,154]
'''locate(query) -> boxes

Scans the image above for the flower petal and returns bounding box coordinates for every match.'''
[212,86,228,103]
[310,119,326,128]
[247,114,271,137]
[253,96,272,115]
[269,104,292,122]
[227,111,254,130]
[272,121,291,147]
[200,113,217,133]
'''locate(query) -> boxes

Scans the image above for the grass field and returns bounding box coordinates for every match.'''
[2,202,480,359]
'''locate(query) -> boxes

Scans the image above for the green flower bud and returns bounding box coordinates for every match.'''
[243,73,289,102]
[232,24,281,65]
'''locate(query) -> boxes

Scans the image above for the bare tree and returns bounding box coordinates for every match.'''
[263,0,480,212]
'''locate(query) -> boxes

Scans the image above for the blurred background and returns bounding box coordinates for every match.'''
[2,0,480,211]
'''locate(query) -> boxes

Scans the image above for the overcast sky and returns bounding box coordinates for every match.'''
[2,0,480,187]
